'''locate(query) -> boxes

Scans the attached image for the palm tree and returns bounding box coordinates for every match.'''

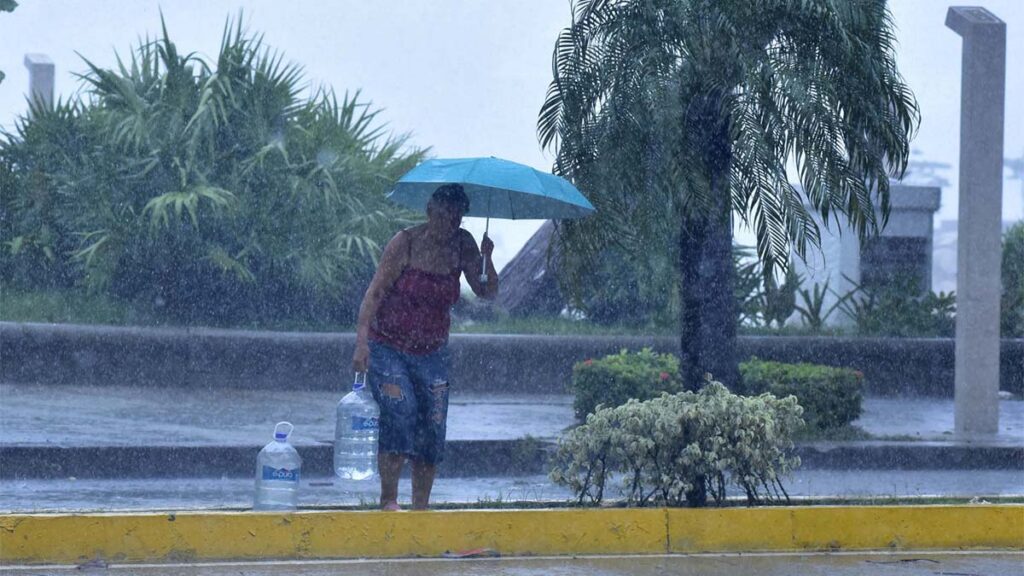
[539,0,918,388]
[2,16,423,323]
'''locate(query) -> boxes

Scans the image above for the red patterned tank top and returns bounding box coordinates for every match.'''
[369,231,462,355]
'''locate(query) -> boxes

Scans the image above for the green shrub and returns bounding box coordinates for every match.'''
[550,382,803,507]
[569,348,682,419]
[739,358,863,431]
[0,16,423,325]
[1003,221,1024,338]
[836,275,956,338]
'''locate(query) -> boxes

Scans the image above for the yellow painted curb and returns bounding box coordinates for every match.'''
[1,505,1021,565]
[666,505,1024,552]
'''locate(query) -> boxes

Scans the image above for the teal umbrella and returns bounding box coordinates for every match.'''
[389,157,594,220]
[388,157,595,281]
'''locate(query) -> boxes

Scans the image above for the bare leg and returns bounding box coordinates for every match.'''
[378,452,405,509]
[411,458,436,510]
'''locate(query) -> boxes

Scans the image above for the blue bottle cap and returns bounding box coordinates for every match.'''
[273,421,293,441]
[353,372,367,391]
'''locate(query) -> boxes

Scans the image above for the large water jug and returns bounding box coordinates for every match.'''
[254,421,302,511]
[334,372,379,481]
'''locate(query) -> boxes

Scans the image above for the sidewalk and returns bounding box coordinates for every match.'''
[0,383,573,446]
[1,382,1021,482]
[2,382,1022,446]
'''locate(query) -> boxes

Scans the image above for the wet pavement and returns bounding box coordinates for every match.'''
[2,382,1022,512]
[1,382,1022,446]
[1,469,1021,513]
[2,553,1022,575]
[0,383,574,445]
[861,396,1024,444]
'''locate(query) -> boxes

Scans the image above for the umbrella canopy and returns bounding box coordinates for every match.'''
[388,157,594,220]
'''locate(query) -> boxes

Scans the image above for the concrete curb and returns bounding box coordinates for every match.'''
[1,440,1020,480]
[3,321,1022,395]
[1,505,1021,564]
[0,439,551,480]
[795,441,1024,471]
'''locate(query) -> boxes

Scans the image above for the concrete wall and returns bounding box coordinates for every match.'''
[1,322,1021,396]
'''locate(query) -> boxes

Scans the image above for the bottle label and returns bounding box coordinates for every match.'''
[351,415,379,431]
[261,465,300,482]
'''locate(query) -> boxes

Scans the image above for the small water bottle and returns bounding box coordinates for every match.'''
[254,421,302,511]
[334,372,379,481]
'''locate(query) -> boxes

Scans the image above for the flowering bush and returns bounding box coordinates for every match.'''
[550,382,803,507]
[569,348,682,418]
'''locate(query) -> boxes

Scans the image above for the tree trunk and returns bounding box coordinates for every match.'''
[678,145,737,510]
[678,140,739,391]
[678,215,707,389]
[700,181,739,388]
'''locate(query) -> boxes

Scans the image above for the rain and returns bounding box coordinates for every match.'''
[0,1,1022,573]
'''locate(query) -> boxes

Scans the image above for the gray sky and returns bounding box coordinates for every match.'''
[1,0,1021,272]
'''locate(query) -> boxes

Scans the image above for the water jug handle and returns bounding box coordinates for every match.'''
[353,372,368,390]
[273,421,294,440]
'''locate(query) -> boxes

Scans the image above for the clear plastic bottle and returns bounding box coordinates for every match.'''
[334,372,379,481]
[254,421,302,511]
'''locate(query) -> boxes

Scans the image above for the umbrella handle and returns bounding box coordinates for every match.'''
[479,218,490,284]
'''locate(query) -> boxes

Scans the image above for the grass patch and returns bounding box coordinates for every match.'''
[0,289,138,325]
[453,316,675,336]
[739,325,852,337]
[0,289,355,332]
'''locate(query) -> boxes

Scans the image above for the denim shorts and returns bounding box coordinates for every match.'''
[367,341,450,465]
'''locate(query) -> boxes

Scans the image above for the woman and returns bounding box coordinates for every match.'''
[352,184,498,510]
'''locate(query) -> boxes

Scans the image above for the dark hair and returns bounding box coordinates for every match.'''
[430,184,470,214]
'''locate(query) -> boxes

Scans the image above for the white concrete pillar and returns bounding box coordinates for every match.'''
[23,53,54,111]
[946,7,1005,436]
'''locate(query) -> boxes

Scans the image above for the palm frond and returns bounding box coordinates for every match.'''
[542,0,918,285]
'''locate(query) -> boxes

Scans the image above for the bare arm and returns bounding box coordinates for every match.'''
[352,231,409,371]
[461,229,498,300]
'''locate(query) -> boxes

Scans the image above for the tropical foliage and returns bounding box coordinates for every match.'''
[837,277,956,338]
[539,0,918,386]
[1,18,424,323]
[576,244,678,327]
[793,279,849,332]
[1003,221,1024,338]
[551,382,803,506]
[572,243,796,330]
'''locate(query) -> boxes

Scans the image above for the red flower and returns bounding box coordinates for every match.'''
[659,371,670,381]
[583,359,593,367]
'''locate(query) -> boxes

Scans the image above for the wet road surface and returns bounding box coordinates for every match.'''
[3,552,1022,576]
